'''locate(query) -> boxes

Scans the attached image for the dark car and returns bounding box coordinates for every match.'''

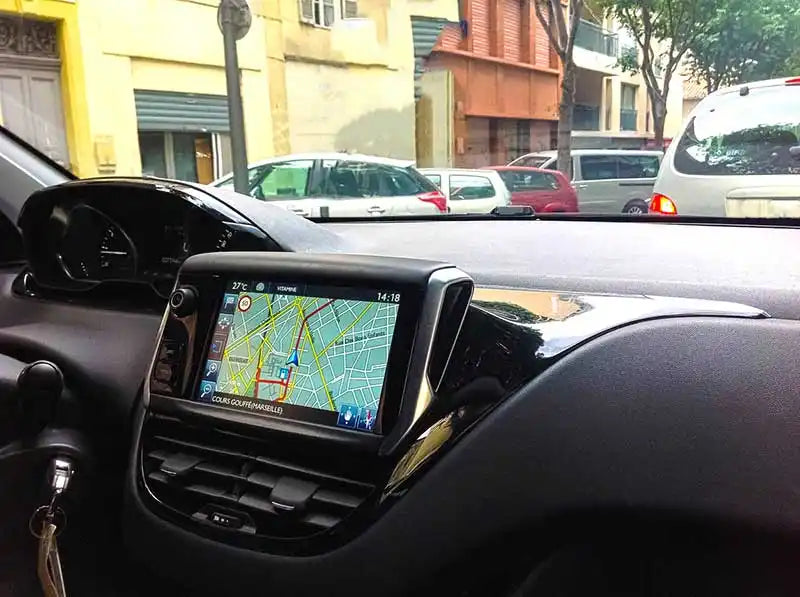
[483,166,579,212]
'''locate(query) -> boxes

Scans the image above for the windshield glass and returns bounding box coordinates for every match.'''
[0,0,797,219]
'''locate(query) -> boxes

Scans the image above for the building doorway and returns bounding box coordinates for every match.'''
[0,17,70,169]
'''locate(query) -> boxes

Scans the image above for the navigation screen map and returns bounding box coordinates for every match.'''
[196,279,400,433]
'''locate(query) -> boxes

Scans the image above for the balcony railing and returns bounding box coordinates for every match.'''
[574,104,601,131]
[575,19,619,57]
[620,108,637,131]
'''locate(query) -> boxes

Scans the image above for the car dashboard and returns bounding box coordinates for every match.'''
[2,178,800,597]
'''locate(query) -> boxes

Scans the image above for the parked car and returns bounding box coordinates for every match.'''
[509,149,663,214]
[211,153,446,217]
[483,166,578,212]
[419,168,511,214]
[651,77,800,216]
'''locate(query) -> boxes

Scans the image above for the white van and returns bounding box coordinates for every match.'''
[652,77,800,216]
[509,149,663,214]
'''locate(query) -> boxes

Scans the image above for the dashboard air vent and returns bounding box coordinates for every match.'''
[140,414,379,540]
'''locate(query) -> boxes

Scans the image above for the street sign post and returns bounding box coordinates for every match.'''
[217,0,252,195]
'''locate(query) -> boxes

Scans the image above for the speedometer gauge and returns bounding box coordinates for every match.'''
[58,205,138,281]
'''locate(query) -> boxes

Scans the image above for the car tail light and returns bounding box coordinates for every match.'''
[785,76,800,86]
[650,193,677,215]
[418,190,447,213]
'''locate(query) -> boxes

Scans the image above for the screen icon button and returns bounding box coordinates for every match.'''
[199,381,216,401]
[208,333,227,359]
[337,404,360,429]
[203,359,221,382]
[255,282,265,292]
[357,408,376,431]
[217,314,233,331]
[221,293,238,313]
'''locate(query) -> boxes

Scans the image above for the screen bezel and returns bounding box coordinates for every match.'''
[190,277,423,438]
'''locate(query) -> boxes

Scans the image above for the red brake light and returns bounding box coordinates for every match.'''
[650,193,677,215]
[418,190,447,213]
[786,77,800,86]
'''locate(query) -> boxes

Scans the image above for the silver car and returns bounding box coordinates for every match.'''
[509,149,663,214]
[419,168,511,214]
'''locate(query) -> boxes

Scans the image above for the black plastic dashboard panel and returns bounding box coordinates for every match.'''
[125,316,800,597]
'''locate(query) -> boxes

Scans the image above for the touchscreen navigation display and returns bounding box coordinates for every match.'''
[196,279,400,433]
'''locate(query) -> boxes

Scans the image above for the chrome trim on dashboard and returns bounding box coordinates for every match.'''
[379,267,473,455]
[142,303,174,410]
[471,287,767,358]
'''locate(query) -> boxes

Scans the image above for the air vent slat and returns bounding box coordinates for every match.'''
[146,449,171,461]
[255,456,373,490]
[303,512,342,530]
[239,492,278,515]
[141,415,378,540]
[246,471,279,490]
[195,461,244,480]
[147,470,170,484]
[312,488,365,510]
[154,435,253,461]
[185,484,231,500]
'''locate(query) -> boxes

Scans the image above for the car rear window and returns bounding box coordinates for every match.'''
[449,174,495,200]
[424,173,442,187]
[324,162,436,197]
[674,86,800,176]
[498,170,559,191]
[516,156,551,168]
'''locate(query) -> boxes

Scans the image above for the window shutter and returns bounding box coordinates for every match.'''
[503,0,522,62]
[298,0,314,24]
[471,0,491,55]
[342,0,358,18]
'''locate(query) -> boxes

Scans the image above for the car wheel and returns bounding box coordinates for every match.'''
[623,200,648,215]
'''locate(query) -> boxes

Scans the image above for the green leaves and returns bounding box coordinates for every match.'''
[685,0,800,92]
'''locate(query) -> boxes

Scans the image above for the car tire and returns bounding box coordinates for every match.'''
[623,200,648,215]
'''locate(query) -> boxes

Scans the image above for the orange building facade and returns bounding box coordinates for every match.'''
[427,0,561,166]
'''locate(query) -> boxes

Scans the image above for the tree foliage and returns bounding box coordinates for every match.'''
[684,0,800,93]
[597,0,719,144]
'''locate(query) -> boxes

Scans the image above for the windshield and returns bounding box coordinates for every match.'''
[0,0,798,220]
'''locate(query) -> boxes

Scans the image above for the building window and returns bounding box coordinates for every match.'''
[508,120,531,161]
[620,83,638,131]
[138,132,231,184]
[299,0,356,27]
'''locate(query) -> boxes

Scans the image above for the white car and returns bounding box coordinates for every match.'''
[419,168,511,214]
[211,153,446,217]
[652,77,800,216]
[509,149,663,214]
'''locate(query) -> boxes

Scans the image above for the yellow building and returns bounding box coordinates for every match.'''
[0,0,439,179]
[0,0,277,180]
[272,0,416,159]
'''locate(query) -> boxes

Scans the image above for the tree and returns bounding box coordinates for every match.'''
[598,0,718,145]
[684,0,800,93]
[533,0,584,177]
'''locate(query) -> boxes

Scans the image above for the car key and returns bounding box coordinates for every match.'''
[38,518,66,597]
[30,457,75,597]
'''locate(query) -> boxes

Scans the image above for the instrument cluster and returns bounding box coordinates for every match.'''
[18,179,272,302]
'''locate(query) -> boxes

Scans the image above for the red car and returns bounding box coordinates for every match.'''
[483,166,579,213]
